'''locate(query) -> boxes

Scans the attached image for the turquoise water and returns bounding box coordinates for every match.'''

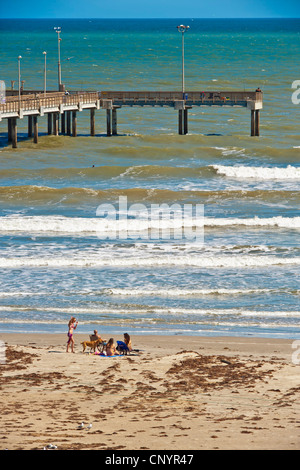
[0,19,299,338]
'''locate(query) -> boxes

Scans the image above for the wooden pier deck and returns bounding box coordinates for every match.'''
[0,89,263,147]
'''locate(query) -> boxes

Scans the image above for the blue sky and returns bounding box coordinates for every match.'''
[1,0,300,18]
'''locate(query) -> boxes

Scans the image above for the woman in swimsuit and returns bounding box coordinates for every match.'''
[105,338,119,356]
[66,317,78,353]
[123,333,132,352]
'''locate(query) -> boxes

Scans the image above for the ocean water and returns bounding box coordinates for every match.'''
[0,18,299,338]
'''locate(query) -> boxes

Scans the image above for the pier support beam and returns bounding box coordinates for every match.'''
[178,108,188,135]
[112,108,117,136]
[66,111,71,136]
[184,109,188,135]
[251,110,255,136]
[47,113,52,135]
[106,109,111,136]
[255,110,260,137]
[90,108,95,136]
[7,118,12,143]
[53,112,59,136]
[28,115,33,138]
[11,118,17,148]
[248,101,262,137]
[61,112,65,134]
[102,100,113,136]
[33,115,38,144]
[178,109,183,135]
[72,111,77,137]
[250,109,260,137]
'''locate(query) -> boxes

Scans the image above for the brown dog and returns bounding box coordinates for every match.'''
[81,338,102,353]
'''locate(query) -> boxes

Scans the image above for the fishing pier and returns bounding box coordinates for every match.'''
[0,89,263,148]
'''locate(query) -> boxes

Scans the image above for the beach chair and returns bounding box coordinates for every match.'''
[116,341,130,355]
[90,335,106,352]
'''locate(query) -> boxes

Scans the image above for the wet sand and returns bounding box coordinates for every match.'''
[0,333,299,450]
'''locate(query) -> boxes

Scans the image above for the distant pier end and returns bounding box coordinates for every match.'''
[101,90,263,136]
[0,90,263,147]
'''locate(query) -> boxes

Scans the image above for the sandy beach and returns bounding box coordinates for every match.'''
[0,333,299,450]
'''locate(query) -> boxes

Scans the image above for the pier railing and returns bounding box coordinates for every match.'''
[1,90,262,114]
[0,91,99,114]
[100,90,262,105]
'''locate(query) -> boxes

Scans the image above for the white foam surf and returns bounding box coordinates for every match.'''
[105,287,272,296]
[213,164,300,180]
[0,214,299,234]
[0,255,298,269]
[205,216,300,229]
[0,305,299,318]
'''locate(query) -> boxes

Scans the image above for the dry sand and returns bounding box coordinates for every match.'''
[0,333,299,450]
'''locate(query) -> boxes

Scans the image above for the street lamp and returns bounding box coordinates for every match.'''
[177,25,190,98]
[54,27,62,91]
[43,51,47,95]
[18,55,22,107]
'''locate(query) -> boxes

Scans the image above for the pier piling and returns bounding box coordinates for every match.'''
[47,113,52,135]
[250,109,260,137]
[184,108,188,135]
[11,118,17,148]
[178,109,183,135]
[112,108,117,136]
[53,112,59,136]
[61,112,65,134]
[72,111,77,137]
[251,110,255,136]
[33,115,38,143]
[255,110,260,137]
[106,109,111,136]
[66,111,71,136]
[28,115,32,137]
[178,108,188,135]
[7,118,12,143]
[90,108,95,136]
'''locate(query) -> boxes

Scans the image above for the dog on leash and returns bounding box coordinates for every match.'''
[81,338,102,353]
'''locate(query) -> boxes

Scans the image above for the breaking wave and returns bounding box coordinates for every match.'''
[0,254,299,268]
[212,164,300,180]
[0,215,299,234]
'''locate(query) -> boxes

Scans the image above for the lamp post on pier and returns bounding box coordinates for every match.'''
[18,55,22,108]
[54,27,63,91]
[43,51,47,95]
[177,24,189,98]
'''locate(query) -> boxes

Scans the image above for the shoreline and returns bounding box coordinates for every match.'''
[0,331,295,350]
[1,332,299,450]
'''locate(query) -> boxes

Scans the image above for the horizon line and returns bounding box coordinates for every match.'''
[1,17,300,20]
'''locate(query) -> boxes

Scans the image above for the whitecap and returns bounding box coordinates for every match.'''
[212,164,300,180]
[0,254,298,269]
